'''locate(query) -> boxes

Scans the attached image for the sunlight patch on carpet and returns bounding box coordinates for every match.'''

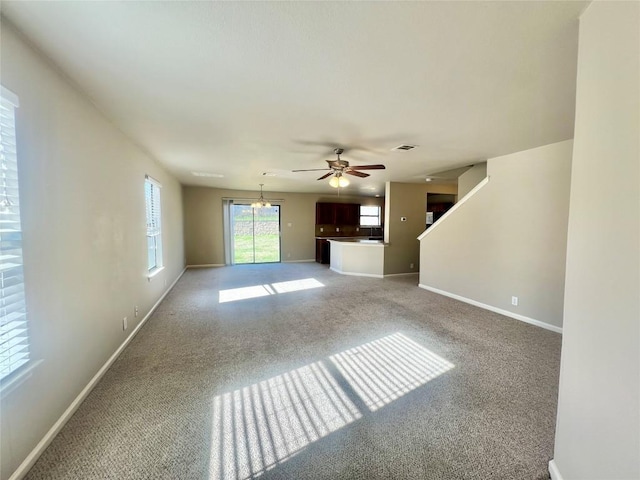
[330,333,455,412]
[209,362,361,479]
[271,278,324,294]
[208,332,454,479]
[218,278,324,303]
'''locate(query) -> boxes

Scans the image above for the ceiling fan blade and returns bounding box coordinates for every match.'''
[317,172,334,180]
[349,164,386,170]
[292,168,332,172]
[345,170,369,178]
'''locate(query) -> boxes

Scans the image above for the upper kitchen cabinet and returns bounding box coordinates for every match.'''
[335,203,360,225]
[316,202,335,224]
[316,202,361,226]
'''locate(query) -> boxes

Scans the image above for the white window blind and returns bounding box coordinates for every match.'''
[360,205,381,226]
[144,176,163,271]
[0,87,29,381]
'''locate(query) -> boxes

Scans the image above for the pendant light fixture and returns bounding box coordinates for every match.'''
[251,184,271,209]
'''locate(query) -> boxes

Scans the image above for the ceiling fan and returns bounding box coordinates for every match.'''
[292,148,385,188]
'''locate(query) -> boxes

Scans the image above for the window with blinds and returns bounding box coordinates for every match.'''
[360,205,381,226]
[0,86,29,381]
[144,176,163,272]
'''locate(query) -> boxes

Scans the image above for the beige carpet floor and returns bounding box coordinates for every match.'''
[25,262,561,480]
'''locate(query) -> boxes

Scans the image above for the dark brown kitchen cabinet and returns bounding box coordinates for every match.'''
[316,202,361,226]
[335,203,360,225]
[315,238,330,264]
[316,203,335,224]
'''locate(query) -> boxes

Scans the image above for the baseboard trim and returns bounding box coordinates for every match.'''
[186,264,225,268]
[417,284,563,334]
[330,266,383,279]
[188,261,318,267]
[8,267,187,480]
[548,460,564,480]
[384,272,419,277]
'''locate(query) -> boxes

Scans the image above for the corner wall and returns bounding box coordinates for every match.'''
[0,20,185,480]
[458,163,487,198]
[551,2,639,478]
[383,182,457,275]
[419,140,572,329]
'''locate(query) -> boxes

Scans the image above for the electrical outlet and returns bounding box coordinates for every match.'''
[356,227,359,232]
[410,263,414,269]
[320,227,324,232]
[511,296,519,306]
[336,227,340,232]
[134,306,139,317]
[123,317,128,330]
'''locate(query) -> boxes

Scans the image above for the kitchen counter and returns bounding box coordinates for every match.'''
[315,236,384,264]
[328,239,387,278]
[330,238,385,244]
[315,236,383,240]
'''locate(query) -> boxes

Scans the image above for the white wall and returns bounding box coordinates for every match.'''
[419,140,572,329]
[551,2,639,479]
[0,21,185,479]
[329,241,385,278]
[457,163,487,199]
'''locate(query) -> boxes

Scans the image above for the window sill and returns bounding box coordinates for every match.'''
[1,359,44,399]
[147,266,165,281]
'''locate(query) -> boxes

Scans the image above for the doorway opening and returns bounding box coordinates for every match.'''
[231,204,281,264]
[426,193,456,229]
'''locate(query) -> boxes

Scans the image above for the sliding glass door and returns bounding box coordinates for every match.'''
[231,204,281,264]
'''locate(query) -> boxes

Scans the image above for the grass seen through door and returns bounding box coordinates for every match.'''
[233,207,280,264]
[233,234,280,263]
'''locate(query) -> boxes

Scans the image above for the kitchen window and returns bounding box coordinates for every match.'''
[145,176,163,273]
[0,86,29,381]
[360,205,381,226]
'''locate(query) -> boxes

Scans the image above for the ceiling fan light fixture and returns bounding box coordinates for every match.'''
[293,146,384,187]
[329,173,349,188]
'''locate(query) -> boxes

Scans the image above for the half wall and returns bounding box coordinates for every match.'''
[419,140,572,329]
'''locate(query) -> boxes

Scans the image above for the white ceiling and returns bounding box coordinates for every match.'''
[1,1,587,196]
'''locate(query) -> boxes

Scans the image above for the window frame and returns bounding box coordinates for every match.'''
[144,175,163,275]
[0,85,30,382]
[359,205,381,227]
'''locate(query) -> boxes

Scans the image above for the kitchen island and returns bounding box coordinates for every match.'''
[328,239,387,278]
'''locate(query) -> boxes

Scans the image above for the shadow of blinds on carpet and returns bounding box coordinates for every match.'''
[329,333,454,412]
[208,333,454,479]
